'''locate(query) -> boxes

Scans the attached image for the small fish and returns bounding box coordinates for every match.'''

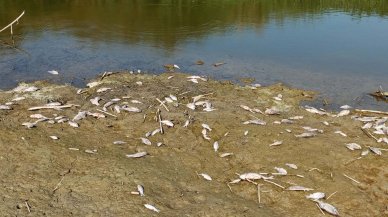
[295,132,316,138]
[68,121,79,128]
[183,120,190,128]
[239,173,264,180]
[136,81,143,86]
[317,201,340,216]
[114,105,121,113]
[361,150,369,156]
[369,147,382,155]
[336,110,350,117]
[199,173,212,181]
[90,97,101,106]
[87,112,105,119]
[345,143,361,151]
[0,105,12,110]
[130,100,142,104]
[167,76,174,79]
[50,136,59,140]
[85,149,97,154]
[202,129,211,140]
[73,111,87,122]
[273,167,287,175]
[126,152,148,158]
[169,94,177,101]
[334,130,347,137]
[144,204,159,213]
[220,153,233,158]
[22,122,36,129]
[141,138,152,145]
[269,140,283,147]
[243,119,267,125]
[47,70,59,75]
[265,107,280,115]
[322,121,330,126]
[137,185,145,196]
[173,64,180,69]
[285,129,292,133]
[188,78,198,83]
[156,142,164,147]
[285,163,298,169]
[113,141,126,145]
[244,131,249,136]
[306,192,325,200]
[361,122,373,129]
[202,123,212,131]
[161,120,174,127]
[240,105,254,113]
[287,186,314,191]
[164,97,174,103]
[340,105,352,109]
[213,62,225,67]
[11,96,25,101]
[305,106,327,115]
[121,106,141,113]
[30,114,49,119]
[14,86,39,93]
[96,87,111,93]
[213,141,219,152]
[289,116,303,120]
[87,81,100,88]
[186,103,195,110]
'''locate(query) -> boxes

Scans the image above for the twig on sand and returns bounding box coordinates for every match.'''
[263,179,285,189]
[326,191,338,200]
[257,184,263,203]
[354,109,388,116]
[96,109,117,118]
[25,201,31,213]
[0,11,25,34]
[157,109,164,134]
[156,98,169,112]
[361,128,378,142]
[52,176,65,193]
[343,174,360,184]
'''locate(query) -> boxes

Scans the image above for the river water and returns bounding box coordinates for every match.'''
[1,0,387,110]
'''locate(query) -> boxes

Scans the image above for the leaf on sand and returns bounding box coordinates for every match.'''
[126,152,148,158]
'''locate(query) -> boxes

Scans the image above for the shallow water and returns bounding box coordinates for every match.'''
[1,0,388,110]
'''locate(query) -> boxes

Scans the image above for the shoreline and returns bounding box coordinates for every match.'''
[0,72,387,216]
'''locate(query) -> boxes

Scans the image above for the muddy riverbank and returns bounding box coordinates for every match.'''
[0,72,387,216]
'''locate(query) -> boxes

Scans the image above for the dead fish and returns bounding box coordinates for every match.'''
[114,105,121,113]
[47,70,59,75]
[337,110,350,117]
[68,121,79,128]
[183,120,190,128]
[305,106,327,115]
[141,138,152,145]
[273,94,282,101]
[0,105,12,110]
[240,105,254,113]
[169,94,177,101]
[188,78,199,83]
[144,204,159,213]
[213,62,225,67]
[113,141,126,145]
[289,116,303,120]
[121,106,141,113]
[361,122,372,129]
[164,97,174,103]
[340,105,352,109]
[151,128,161,136]
[137,185,145,196]
[86,81,100,88]
[13,85,39,93]
[126,152,148,158]
[90,97,101,106]
[202,129,211,140]
[281,119,294,124]
[265,107,280,115]
[187,76,207,81]
[199,173,212,181]
[220,153,233,158]
[273,167,287,175]
[156,142,164,147]
[369,147,382,155]
[192,94,204,102]
[269,140,283,147]
[85,149,97,154]
[345,143,361,151]
[202,123,212,131]
[22,122,36,129]
[213,141,219,152]
[87,112,105,119]
[130,100,142,104]
[285,163,298,169]
[322,121,330,126]
[377,137,388,144]
[334,130,347,137]
[295,132,316,138]
[287,186,314,191]
[73,111,87,122]
[361,150,369,156]
[30,114,49,119]
[50,136,59,140]
[167,76,174,79]
[136,81,143,86]
[317,201,340,216]
[96,87,111,93]
[306,192,325,200]
[244,130,249,136]
[186,103,196,110]
[11,96,25,101]
[161,120,174,127]
[103,101,115,111]
[239,173,267,180]
[243,119,266,125]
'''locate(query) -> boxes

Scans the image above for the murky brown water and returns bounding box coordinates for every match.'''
[1,0,388,110]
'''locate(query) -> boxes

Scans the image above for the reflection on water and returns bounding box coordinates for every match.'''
[0,0,388,109]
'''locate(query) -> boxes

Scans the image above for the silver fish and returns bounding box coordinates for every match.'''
[126,152,148,158]
[317,201,340,216]
[141,138,152,145]
[90,97,101,106]
[213,141,219,152]
[144,204,159,213]
[287,186,314,191]
[306,192,325,200]
[243,119,266,125]
[202,123,212,131]
[137,185,145,196]
[199,173,212,181]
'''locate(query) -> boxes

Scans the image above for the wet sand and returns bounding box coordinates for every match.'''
[0,72,387,216]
